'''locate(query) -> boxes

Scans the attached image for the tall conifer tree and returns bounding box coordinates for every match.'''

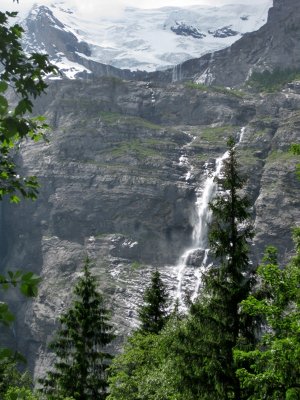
[138,270,169,334]
[107,270,169,400]
[187,137,255,399]
[39,259,114,400]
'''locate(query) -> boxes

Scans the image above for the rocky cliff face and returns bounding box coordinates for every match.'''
[1,76,299,377]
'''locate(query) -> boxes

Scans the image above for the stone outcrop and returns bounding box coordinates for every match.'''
[24,6,91,59]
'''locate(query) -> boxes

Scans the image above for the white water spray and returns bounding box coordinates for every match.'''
[172,63,182,83]
[175,127,246,306]
[239,126,246,143]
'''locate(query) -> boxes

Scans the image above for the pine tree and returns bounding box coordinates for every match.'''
[107,270,169,400]
[138,270,169,334]
[39,259,114,400]
[189,137,255,399]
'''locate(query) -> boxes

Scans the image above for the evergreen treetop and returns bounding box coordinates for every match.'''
[138,270,169,334]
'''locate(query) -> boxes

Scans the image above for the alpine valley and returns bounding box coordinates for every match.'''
[1,0,300,380]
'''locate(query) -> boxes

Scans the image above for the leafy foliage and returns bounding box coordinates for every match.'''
[107,332,161,400]
[39,259,114,400]
[0,9,57,202]
[108,314,190,400]
[0,3,56,373]
[0,271,41,327]
[0,270,41,368]
[290,143,300,180]
[0,271,41,297]
[4,387,38,400]
[235,229,300,399]
[0,358,32,399]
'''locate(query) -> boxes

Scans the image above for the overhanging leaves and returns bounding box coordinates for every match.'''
[0,9,57,202]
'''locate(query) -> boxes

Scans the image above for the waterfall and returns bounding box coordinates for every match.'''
[172,63,182,83]
[239,126,246,143]
[176,127,246,306]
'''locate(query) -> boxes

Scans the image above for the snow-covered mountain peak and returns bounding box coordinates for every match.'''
[21,0,273,78]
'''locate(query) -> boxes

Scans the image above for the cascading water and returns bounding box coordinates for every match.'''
[175,151,229,304]
[176,127,246,306]
[172,63,182,83]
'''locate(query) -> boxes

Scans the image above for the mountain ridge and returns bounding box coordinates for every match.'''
[21,0,272,78]
[165,0,300,87]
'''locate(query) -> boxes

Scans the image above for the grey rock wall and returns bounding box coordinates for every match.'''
[1,75,300,379]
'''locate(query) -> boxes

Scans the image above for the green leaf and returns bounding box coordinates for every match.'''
[2,117,18,139]
[0,348,26,364]
[0,348,15,361]
[290,144,300,156]
[1,283,10,290]
[10,195,20,204]
[0,95,8,115]
[0,11,56,202]
[0,81,8,93]
[20,272,41,297]
[0,302,15,326]
[21,272,34,281]
[8,271,14,279]
[14,271,23,279]
[14,99,32,116]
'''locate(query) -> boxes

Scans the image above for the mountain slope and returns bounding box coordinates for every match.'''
[162,0,300,87]
[21,1,272,77]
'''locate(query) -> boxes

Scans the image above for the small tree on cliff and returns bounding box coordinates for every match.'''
[39,259,114,400]
[138,270,169,334]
